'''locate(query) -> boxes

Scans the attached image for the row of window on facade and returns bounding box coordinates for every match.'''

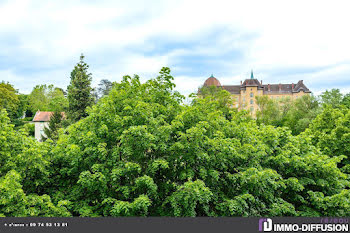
[237,94,299,102]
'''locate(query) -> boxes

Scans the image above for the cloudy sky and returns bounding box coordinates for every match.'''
[1,0,350,96]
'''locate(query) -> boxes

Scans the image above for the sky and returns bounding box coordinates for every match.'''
[0,0,350,97]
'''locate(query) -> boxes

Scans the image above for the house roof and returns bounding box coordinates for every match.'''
[222,85,241,94]
[293,80,311,93]
[33,111,66,122]
[242,79,264,88]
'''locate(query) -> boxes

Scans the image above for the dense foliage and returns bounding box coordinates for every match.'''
[0,109,71,216]
[67,54,94,123]
[0,82,20,120]
[42,111,64,142]
[0,67,349,217]
[256,95,320,135]
[28,84,68,113]
[305,106,350,172]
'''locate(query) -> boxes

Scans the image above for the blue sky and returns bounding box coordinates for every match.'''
[1,0,350,97]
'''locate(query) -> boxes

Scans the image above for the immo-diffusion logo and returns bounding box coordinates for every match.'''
[259,218,272,232]
[258,218,349,232]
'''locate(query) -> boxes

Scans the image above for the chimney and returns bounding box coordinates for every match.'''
[279,83,281,91]
[240,80,242,85]
[261,80,262,85]
[300,80,303,83]
[268,84,270,91]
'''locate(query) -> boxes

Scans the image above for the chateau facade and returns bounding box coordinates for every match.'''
[202,71,311,115]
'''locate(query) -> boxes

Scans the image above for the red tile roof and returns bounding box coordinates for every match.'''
[33,111,66,122]
[204,77,221,86]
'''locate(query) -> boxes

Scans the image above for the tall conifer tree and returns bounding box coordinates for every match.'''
[67,54,94,122]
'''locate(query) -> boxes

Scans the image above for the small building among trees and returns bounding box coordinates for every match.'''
[32,111,65,141]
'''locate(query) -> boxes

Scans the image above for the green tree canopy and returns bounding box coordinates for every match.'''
[305,105,350,172]
[28,84,68,113]
[0,81,20,119]
[320,89,343,108]
[1,68,350,217]
[342,93,350,108]
[42,68,350,217]
[256,95,320,135]
[0,109,71,216]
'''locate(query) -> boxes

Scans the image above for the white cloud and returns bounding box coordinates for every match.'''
[0,0,350,95]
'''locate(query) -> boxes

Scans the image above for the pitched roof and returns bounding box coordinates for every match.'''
[33,111,66,122]
[261,81,311,93]
[293,80,311,93]
[242,79,263,88]
[222,85,241,94]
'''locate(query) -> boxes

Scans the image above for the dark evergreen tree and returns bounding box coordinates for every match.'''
[98,79,113,98]
[42,111,63,141]
[67,54,94,122]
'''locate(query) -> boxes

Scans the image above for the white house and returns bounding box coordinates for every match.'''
[32,111,65,141]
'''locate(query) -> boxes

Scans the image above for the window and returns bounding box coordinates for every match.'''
[250,107,254,112]
[250,93,253,97]
[250,99,254,105]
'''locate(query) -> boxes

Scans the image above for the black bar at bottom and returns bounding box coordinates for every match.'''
[0,217,349,233]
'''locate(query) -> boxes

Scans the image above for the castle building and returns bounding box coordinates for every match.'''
[202,71,311,115]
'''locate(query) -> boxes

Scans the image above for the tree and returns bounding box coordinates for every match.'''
[282,95,320,134]
[45,67,349,217]
[28,85,49,112]
[28,84,68,113]
[1,68,350,217]
[97,79,113,98]
[67,54,94,122]
[196,85,237,120]
[305,105,350,172]
[0,81,20,120]
[320,89,343,108]
[0,109,71,216]
[47,88,69,112]
[256,95,281,126]
[42,111,64,142]
[256,95,320,135]
[342,93,350,108]
[0,170,71,217]
[16,94,29,118]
